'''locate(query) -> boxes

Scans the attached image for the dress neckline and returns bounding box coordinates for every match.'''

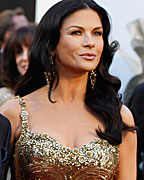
[17,96,119,151]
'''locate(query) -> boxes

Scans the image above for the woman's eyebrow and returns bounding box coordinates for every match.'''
[66,25,83,30]
[66,25,103,30]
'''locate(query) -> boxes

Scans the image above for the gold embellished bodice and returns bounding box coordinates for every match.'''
[12,97,120,180]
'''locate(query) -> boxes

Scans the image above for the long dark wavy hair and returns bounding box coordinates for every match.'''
[1,24,37,90]
[15,0,133,145]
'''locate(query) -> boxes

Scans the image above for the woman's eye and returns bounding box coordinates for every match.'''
[71,31,82,35]
[15,46,23,54]
[94,31,103,36]
[16,50,22,54]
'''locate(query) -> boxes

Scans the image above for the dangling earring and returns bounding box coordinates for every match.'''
[90,70,97,89]
[44,71,52,86]
[50,55,54,65]
[44,55,55,86]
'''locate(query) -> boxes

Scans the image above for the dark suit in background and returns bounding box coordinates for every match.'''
[125,83,144,180]
[0,114,11,180]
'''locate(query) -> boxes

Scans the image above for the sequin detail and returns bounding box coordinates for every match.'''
[12,97,120,180]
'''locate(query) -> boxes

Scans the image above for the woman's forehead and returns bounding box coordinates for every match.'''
[61,9,102,29]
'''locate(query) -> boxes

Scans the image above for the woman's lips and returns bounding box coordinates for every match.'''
[22,65,28,71]
[79,53,96,60]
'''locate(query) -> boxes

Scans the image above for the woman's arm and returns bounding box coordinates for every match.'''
[117,105,137,180]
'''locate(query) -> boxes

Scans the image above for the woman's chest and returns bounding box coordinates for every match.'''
[13,133,119,180]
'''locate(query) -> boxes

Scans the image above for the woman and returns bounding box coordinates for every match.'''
[0,0,136,179]
[0,24,36,106]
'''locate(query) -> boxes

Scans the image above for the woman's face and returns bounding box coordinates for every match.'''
[15,45,29,76]
[55,9,104,74]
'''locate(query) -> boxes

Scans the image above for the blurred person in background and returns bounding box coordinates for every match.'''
[0,7,29,87]
[0,24,37,107]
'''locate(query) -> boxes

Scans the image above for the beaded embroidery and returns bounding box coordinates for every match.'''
[12,97,120,180]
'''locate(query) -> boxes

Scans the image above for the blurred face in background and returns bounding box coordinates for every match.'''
[3,15,29,49]
[13,15,29,30]
[15,45,29,75]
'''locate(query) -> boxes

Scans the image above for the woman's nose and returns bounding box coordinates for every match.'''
[22,50,28,61]
[82,33,95,48]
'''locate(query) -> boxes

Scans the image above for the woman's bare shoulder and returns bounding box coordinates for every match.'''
[120,104,135,126]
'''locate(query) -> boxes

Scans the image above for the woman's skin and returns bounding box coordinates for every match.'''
[15,45,29,75]
[0,9,137,179]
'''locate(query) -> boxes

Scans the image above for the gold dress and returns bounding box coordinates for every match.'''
[11,97,120,180]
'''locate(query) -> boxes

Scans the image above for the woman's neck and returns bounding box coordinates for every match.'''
[52,72,88,104]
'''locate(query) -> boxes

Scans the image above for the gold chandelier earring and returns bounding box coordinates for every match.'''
[50,55,54,65]
[44,71,52,86]
[90,70,97,89]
